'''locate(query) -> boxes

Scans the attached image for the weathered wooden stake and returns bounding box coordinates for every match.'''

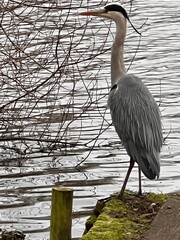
[50,186,73,240]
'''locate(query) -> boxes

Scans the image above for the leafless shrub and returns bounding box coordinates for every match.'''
[0,0,112,164]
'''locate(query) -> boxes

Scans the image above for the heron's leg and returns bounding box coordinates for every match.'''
[138,167,142,195]
[119,157,135,197]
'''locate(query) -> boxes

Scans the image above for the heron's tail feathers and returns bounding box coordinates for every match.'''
[138,152,160,180]
[124,141,160,180]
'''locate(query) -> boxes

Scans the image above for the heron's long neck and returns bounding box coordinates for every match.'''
[111,20,127,86]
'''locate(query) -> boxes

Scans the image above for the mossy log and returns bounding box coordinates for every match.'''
[81,191,168,240]
[50,186,73,240]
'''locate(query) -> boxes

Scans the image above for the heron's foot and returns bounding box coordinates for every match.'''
[117,192,124,200]
[138,189,142,196]
[116,184,127,199]
[117,188,125,199]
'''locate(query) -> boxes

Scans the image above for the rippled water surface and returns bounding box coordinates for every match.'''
[0,0,180,239]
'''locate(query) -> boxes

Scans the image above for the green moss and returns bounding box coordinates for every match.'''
[81,191,169,240]
[82,214,141,240]
[145,192,167,204]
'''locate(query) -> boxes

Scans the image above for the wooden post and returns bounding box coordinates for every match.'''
[50,186,73,240]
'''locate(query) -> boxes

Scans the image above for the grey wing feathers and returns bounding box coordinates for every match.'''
[108,74,163,179]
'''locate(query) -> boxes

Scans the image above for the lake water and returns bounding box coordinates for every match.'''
[0,0,180,239]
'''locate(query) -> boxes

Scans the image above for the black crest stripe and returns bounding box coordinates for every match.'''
[104,4,128,19]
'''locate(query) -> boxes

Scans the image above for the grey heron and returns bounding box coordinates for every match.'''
[79,3,163,196]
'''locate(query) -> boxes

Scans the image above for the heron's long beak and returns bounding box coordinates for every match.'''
[79,9,104,17]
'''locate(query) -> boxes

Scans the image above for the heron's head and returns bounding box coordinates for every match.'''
[79,3,140,35]
[79,3,128,23]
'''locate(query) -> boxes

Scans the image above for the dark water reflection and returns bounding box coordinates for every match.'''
[0,0,180,239]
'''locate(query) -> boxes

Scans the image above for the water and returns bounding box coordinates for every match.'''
[0,0,180,239]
